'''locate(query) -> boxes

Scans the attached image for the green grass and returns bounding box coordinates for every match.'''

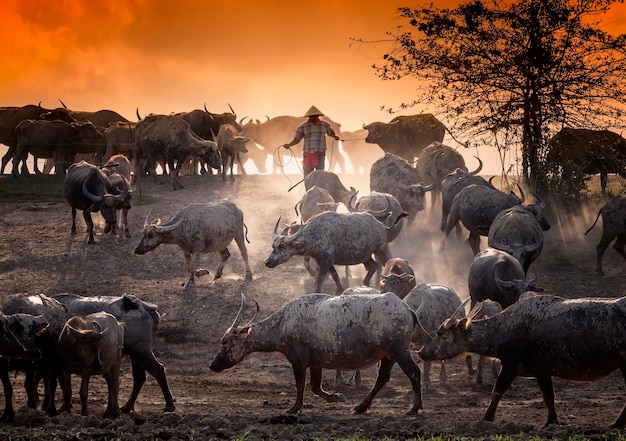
[0,174,155,205]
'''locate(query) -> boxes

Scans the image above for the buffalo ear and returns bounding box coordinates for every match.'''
[238,326,252,336]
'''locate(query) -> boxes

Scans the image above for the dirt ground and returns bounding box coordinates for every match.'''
[0,172,625,440]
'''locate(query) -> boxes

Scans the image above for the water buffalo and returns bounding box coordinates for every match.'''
[0,294,68,420]
[419,294,626,428]
[53,293,175,414]
[210,292,422,415]
[363,114,446,163]
[134,113,221,190]
[304,170,358,210]
[443,183,525,255]
[56,312,124,419]
[350,192,406,243]
[370,153,435,218]
[488,199,551,275]
[265,211,393,294]
[63,161,131,244]
[415,141,471,206]
[13,119,104,176]
[216,123,249,180]
[468,248,541,310]
[134,200,253,292]
[585,195,626,275]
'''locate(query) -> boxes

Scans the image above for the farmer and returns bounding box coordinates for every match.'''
[282,105,340,177]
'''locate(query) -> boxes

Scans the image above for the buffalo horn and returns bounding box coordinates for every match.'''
[421,173,437,192]
[494,269,514,288]
[228,103,236,116]
[272,217,283,240]
[531,192,546,208]
[226,293,247,334]
[239,116,249,125]
[244,297,260,327]
[67,324,86,338]
[366,196,392,220]
[59,99,68,109]
[136,108,142,121]
[470,156,483,175]
[82,173,104,203]
[515,183,525,203]
[154,217,183,233]
[112,178,130,202]
[143,207,156,228]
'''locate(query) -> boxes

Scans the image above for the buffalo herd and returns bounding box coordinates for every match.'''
[0,102,625,428]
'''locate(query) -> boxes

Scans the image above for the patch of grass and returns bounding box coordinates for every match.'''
[0,175,156,205]
[0,175,65,203]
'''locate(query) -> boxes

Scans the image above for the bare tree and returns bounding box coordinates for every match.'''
[362,0,626,192]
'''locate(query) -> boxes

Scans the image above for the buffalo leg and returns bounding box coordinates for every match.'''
[361,257,378,287]
[79,375,90,416]
[102,369,121,419]
[354,358,394,414]
[309,367,345,403]
[214,248,231,280]
[71,208,78,235]
[233,231,253,281]
[287,362,307,414]
[468,232,481,255]
[595,235,615,276]
[612,367,626,428]
[327,266,344,295]
[82,211,95,244]
[121,354,175,414]
[395,351,423,415]
[613,234,626,260]
[0,363,15,422]
[536,375,559,427]
[483,362,517,422]
[183,253,197,291]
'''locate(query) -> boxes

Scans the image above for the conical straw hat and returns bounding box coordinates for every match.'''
[304,106,324,117]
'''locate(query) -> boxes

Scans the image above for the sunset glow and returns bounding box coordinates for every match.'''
[1,0,625,173]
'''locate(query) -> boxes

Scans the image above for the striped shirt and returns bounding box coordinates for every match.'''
[294,120,336,153]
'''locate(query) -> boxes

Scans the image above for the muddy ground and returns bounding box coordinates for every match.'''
[0,172,625,440]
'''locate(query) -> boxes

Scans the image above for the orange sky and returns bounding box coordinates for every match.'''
[1,0,625,173]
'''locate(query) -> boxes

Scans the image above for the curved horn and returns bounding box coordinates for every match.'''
[244,297,260,327]
[154,217,183,233]
[515,183,525,203]
[522,240,543,254]
[226,293,247,334]
[204,103,208,113]
[494,269,514,289]
[366,196,393,220]
[272,217,286,240]
[143,207,156,228]
[531,192,545,209]
[82,173,104,203]
[421,173,436,192]
[136,108,142,121]
[264,115,270,122]
[347,191,359,213]
[68,324,86,338]
[487,176,496,188]
[489,236,516,256]
[470,156,483,175]
[112,178,130,202]
[59,99,67,109]
[239,116,249,125]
